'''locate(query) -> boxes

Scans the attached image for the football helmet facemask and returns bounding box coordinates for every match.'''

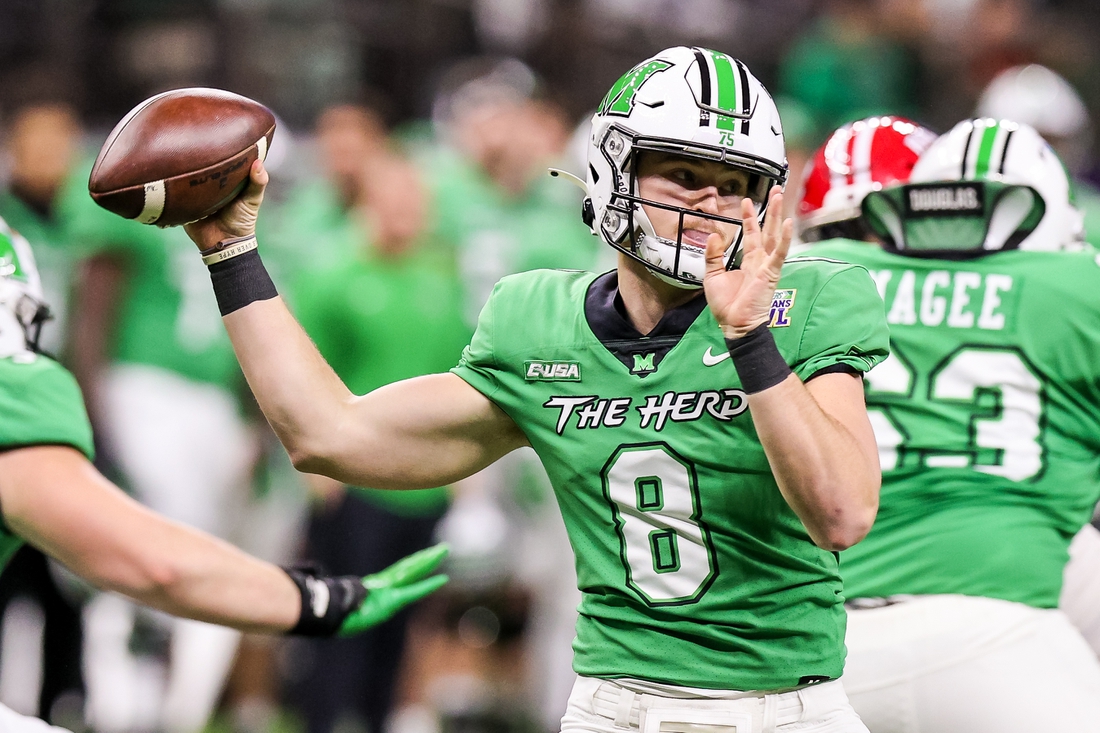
[0,218,50,359]
[585,46,787,288]
[797,115,936,243]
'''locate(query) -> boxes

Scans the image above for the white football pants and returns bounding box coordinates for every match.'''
[561,676,868,733]
[1061,522,1100,657]
[844,594,1100,732]
[86,365,256,733]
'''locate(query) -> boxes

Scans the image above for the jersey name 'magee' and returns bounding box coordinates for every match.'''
[868,269,1013,330]
[543,388,748,435]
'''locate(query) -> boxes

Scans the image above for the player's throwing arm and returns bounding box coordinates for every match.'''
[182,161,527,491]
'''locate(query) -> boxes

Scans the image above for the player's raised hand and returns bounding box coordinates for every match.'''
[337,543,450,636]
[183,159,269,252]
[703,186,793,340]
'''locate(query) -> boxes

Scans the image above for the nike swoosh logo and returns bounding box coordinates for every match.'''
[702,347,731,367]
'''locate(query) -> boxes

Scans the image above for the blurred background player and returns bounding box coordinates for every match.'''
[414,57,597,728]
[808,118,1100,731]
[0,210,448,733]
[417,56,601,324]
[260,103,390,285]
[285,144,470,733]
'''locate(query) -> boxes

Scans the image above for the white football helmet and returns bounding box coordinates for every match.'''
[585,46,787,287]
[907,118,1084,251]
[0,217,50,359]
[977,64,1091,174]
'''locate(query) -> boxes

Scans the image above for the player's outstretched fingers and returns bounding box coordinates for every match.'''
[770,217,794,265]
[363,542,449,590]
[741,196,761,240]
[338,574,449,636]
[762,186,784,253]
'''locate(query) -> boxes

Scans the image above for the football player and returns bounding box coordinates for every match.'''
[808,119,1100,730]
[0,217,448,732]
[796,115,937,245]
[797,114,1100,662]
[183,46,889,731]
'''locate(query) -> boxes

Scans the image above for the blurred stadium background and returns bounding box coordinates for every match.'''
[1,1,1099,733]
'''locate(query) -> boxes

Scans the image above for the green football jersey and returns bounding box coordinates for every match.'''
[0,352,95,570]
[451,262,889,690]
[812,239,1100,608]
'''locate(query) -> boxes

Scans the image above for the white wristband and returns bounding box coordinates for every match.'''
[201,235,258,266]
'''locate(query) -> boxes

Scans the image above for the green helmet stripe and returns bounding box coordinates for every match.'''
[706,50,739,131]
[0,231,27,282]
[974,122,1000,177]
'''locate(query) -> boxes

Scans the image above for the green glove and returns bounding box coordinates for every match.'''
[337,543,450,636]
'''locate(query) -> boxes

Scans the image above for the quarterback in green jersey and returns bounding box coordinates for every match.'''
[807,118,1100,731]
[0,215,447,733]
[182,46,888,732]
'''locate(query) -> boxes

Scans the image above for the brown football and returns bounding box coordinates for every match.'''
[88,88,275,227]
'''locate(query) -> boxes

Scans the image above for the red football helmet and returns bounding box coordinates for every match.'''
[798,116,937,242]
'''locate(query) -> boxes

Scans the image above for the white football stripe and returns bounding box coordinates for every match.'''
[827,126,853,190]
[852,120,876,187]
[137,180,166,224]
[256,136,268,162]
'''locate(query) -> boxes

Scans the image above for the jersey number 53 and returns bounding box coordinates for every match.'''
[867,344,1044,481]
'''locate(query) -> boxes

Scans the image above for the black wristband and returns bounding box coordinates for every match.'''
[283,566,368,637]
[207,247,278,316]
[725,323,792,394]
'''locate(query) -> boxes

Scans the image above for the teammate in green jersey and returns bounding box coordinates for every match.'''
[0,215,448,733]
[181,47,888,732]
[807,118,1100,731]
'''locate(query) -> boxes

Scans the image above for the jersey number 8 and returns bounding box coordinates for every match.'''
[601,443,717,606]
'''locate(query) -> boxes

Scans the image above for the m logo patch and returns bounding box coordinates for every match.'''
[768,289,796,328]
[631,353,656,374]
[599,59,673,117]
[525,361,581,382]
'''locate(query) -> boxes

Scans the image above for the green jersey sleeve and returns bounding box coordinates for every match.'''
[785,258,891,380]
[453,282,506,402]
[0,355,93,459]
